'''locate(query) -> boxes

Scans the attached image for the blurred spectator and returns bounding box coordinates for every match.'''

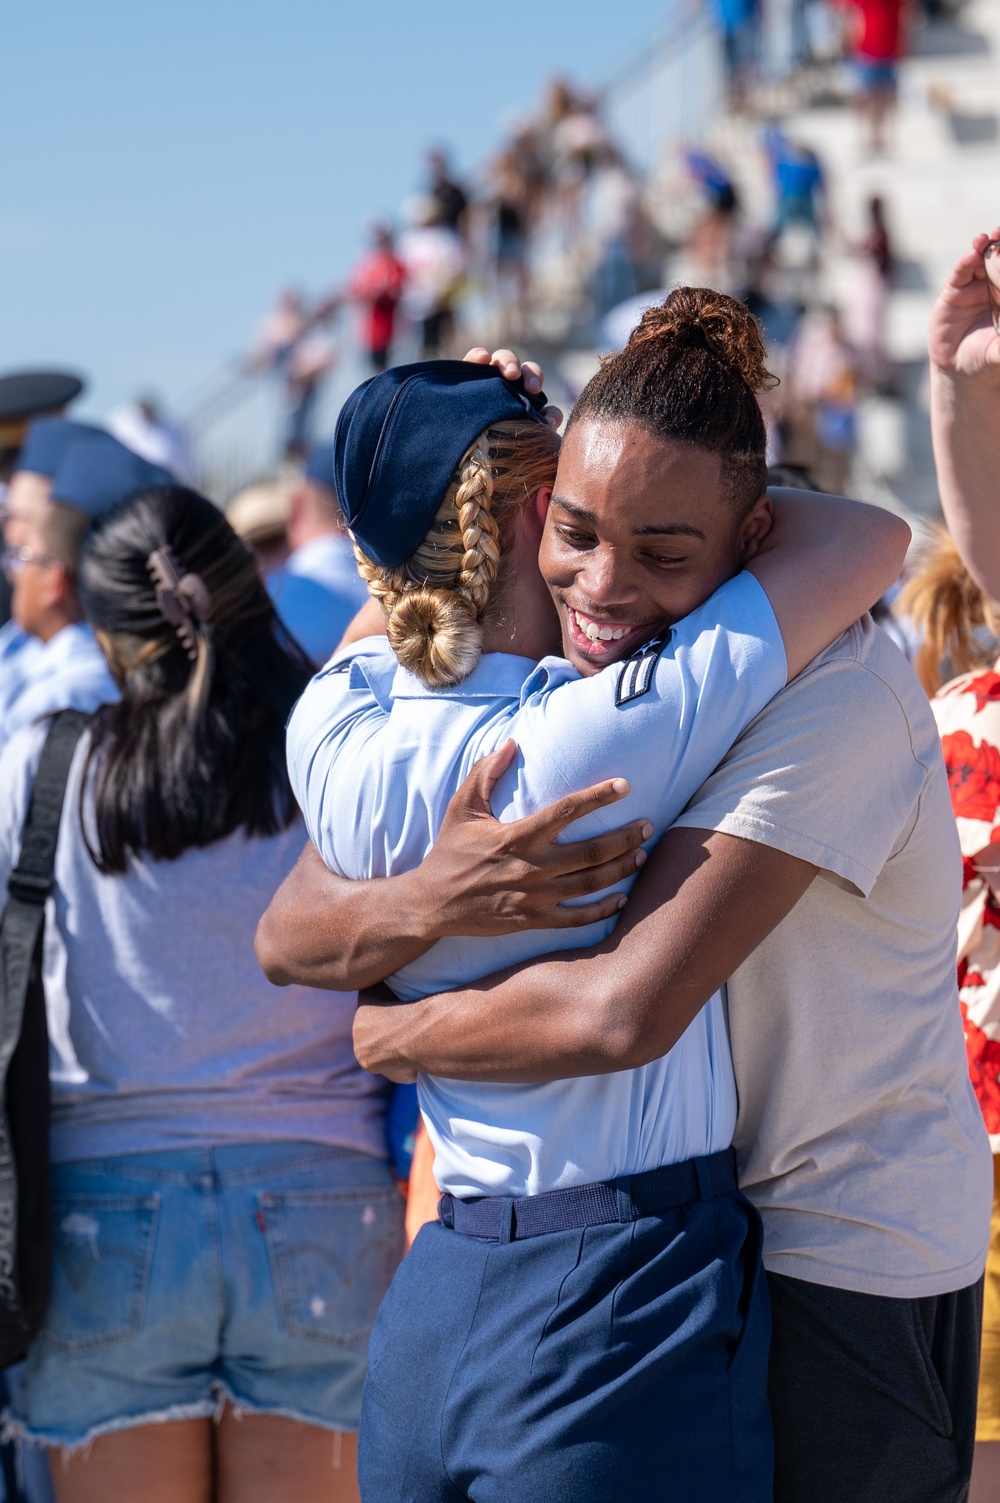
[226,474,296,577]
[547,80,609,236]
[684,149,742,285]
[489,150,532,339]
[282,321,336,459]
[782,305,858,487]
[714,0,760,108]
[0,429,172,758]
[397,199,467,356]
[349,220,407,372]
[267,446,369,667]
[248,290,336,460]
[250,287,308,369]
[427,149,469,240]
[844,194,894,385]
[764,126,826,242]
[106,395,198,485]
[588,147,642,317]
[837,0,907,151]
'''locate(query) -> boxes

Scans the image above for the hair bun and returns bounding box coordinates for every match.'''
[627,287,776,394]
[386,587,482,688]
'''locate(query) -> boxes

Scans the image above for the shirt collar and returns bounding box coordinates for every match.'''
[288,534,351,571]
[391,650,538,702]
[39,621,95,667]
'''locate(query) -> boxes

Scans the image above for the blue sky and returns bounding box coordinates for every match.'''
[1,1,672,421]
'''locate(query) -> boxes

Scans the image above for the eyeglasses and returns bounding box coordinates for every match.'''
[1,543,63,579]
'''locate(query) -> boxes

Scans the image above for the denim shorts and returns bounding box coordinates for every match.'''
[853,57,897,92]
[7,1141,405,1449]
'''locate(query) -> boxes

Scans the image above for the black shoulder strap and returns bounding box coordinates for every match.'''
[0,709,88,1322]
[0,706,89,1067]
[0,705,89,1091]
[6,709,89,911]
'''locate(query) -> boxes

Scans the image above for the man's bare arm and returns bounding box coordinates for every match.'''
[352,827,817,1082]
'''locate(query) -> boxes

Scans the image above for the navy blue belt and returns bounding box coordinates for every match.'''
[437,1147,737,1242]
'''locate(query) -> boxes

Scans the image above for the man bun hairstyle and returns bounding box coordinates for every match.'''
[569,286,776,516]
[353,417,559,688]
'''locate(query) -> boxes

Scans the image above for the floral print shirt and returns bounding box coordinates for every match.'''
[932,664,1000,1149]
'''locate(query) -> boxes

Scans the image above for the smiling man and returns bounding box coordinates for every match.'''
[547,430,747,667]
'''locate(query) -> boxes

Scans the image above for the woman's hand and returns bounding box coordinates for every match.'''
[418,740,651,937]
[463,347,564,429]
[928,230,1000,380]
[930,233,1000,599]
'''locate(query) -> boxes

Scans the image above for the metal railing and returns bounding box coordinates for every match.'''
[602,1,724,177]
[185,4,726,501]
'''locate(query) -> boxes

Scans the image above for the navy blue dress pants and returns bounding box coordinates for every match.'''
[359,1189,773,1502]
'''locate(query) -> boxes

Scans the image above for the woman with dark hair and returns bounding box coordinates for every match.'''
[0,486,403,1503]
[273,289,910,1501]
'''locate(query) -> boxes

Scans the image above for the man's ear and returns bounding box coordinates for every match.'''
[48,567,79,613]
[738,493,773,562]
[534,487,551,528]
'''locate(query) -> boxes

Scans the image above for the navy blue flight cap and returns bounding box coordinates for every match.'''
[305,441,336,494]
[51,433,174,520]
[0,371,85,447]
[16,417,106,479]
[334,360,549,567]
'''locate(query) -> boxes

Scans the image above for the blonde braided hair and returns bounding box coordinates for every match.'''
[352,417,559,687]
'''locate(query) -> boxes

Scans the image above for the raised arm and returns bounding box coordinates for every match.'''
[749,488,910,679]
[256,747,652,990]
[928,230,1000,598]
[352,825,817,1082]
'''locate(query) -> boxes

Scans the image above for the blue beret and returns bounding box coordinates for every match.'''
[51,433,174,520]
[16,417,105,478]
[304,441,336,494]
[334,360,549,567]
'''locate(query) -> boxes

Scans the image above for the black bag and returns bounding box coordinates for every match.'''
[0,709,87,1366]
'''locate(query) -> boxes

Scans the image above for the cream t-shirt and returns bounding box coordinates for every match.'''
[674,616,993,1298]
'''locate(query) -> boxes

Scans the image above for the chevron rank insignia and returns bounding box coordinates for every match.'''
[615,630,671,707]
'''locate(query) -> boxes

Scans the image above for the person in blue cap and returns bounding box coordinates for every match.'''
[0,371,86,630]
[0,427,171,757]
[278,292,909,1502]
[266,443,369,666]
[0,418,107,748]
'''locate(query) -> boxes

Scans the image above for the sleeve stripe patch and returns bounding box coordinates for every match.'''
[614,631,671,707]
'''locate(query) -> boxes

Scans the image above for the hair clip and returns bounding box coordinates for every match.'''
[146,547,212,661]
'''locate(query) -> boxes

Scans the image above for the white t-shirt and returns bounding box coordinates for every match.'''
[673,616,993,1298]
[287,571,787,1197]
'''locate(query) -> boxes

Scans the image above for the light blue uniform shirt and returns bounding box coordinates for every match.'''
[0,620,45,727]
[268,534,370,667]
[0,623,118,759]
[288,571,788,1197]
